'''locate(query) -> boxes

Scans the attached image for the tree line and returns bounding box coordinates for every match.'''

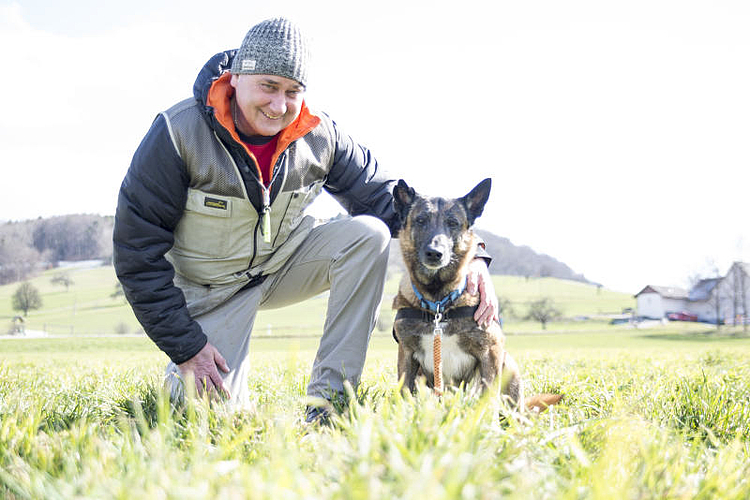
[0,215,113,285]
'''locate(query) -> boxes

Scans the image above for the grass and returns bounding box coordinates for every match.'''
[0,265,140,335]
[2,328,750,498]
[3,266,747,498]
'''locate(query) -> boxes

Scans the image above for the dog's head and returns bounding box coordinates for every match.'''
[393,178,491,285]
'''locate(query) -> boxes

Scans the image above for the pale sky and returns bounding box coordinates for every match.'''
[1,0,749,294]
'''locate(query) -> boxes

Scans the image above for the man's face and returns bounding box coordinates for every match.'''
[230,74,305,137]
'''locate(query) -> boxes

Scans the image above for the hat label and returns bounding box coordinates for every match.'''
[241,59,256,71]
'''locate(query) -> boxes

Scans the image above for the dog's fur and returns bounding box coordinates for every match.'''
[391,179,561,411]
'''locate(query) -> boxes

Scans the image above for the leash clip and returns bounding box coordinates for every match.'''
[433,311,443,337]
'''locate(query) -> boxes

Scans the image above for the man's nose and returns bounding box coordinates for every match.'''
[268,93,287,115]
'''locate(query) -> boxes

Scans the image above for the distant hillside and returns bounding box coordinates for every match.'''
[0,215,113,285]
[387,229,588,283]
[475,229,588,283]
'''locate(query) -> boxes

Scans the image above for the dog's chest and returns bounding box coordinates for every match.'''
[415,334,477,383]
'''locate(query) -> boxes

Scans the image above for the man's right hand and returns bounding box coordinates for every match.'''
[178,342,231,399]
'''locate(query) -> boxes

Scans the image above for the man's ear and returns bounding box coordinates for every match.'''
[460,178,492,226]
[393,179,416,223]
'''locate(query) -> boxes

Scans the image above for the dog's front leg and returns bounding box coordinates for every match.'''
[397,345,420,394]
[477,346,502,394]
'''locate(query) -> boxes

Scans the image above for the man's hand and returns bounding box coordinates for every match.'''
[178,341,231,399]
[466,258,499,328]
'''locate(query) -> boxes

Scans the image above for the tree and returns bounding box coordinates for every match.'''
[525,297,561,330]
[708,282,726,330]
[497,296,515,319]
[0,222,43,285]
[723,262,750,332]
[12,282,43,317]
[51,272,74,291]
[32,215,112,263]
[702,261,725,330]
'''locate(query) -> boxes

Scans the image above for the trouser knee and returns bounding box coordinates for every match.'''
[347,215,391,257]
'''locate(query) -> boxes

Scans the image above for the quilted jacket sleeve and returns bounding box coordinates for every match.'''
[113,114,207,364]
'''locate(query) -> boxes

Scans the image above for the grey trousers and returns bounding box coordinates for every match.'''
[165,215,391,411]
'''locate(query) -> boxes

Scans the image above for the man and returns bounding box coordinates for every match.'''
[113,17,497,420]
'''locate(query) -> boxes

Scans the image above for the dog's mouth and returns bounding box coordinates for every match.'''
[421,260,446,271]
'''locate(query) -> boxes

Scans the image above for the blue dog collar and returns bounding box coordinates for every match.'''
[412,276,467,314]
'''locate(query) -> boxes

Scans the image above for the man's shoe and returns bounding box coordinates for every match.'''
[304,405,332,425]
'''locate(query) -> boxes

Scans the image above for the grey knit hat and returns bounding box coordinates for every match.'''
[230,17,310,87]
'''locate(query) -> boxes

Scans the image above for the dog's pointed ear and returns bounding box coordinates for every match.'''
[460,178,492,226]
[393,179,416,223]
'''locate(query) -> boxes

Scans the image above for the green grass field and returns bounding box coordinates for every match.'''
[2,327,749,498]
[3,266,749,498]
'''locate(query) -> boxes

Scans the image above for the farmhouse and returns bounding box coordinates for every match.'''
[635,285,690,320]
[635,262,749,323]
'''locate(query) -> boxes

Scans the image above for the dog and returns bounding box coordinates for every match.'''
[391,178,561,412]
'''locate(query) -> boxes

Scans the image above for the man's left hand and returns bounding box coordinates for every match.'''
[466,258,499,328]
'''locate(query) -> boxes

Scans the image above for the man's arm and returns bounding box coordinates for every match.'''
[466,258,499,328]
[113,114,207,364]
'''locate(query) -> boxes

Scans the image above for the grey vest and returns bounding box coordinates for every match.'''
[160,98,336,315]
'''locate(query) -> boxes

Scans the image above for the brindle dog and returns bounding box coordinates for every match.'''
[392,178,560,411]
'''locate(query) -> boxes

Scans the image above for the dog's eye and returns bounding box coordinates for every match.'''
[446,218,461,229]
[414,215,429,226]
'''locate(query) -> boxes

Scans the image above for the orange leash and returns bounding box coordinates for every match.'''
[433,331,443,395]
[433,312,444,396]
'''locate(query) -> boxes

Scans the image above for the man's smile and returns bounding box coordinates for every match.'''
[261,109,284,120]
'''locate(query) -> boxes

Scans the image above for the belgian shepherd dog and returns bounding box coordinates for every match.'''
[391,178,561,411]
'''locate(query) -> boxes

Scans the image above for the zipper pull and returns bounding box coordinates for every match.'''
[261,187,271,243]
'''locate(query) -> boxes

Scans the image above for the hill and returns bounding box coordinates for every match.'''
[475,229,588,282]
[0,215,113,284]
[386,229,588,283]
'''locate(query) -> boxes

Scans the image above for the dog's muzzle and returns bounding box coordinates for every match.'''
[420,235,451,269]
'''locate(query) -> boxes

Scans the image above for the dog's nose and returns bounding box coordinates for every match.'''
[424,247,443,262]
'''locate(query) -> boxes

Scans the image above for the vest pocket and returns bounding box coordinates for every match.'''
[174,189,234,259]
[268,181,324,249]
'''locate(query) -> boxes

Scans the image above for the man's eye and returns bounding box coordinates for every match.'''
[286,90,300,97]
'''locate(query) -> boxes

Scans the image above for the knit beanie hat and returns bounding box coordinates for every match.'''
[230,17,310,87]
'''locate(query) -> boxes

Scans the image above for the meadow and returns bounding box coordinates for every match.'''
[2,325,749,499]
[2,266,750,498]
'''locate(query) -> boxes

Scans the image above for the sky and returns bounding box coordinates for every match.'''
[1,0,749,294]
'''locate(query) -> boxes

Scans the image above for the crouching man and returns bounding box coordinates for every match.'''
[113,17,497,421]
